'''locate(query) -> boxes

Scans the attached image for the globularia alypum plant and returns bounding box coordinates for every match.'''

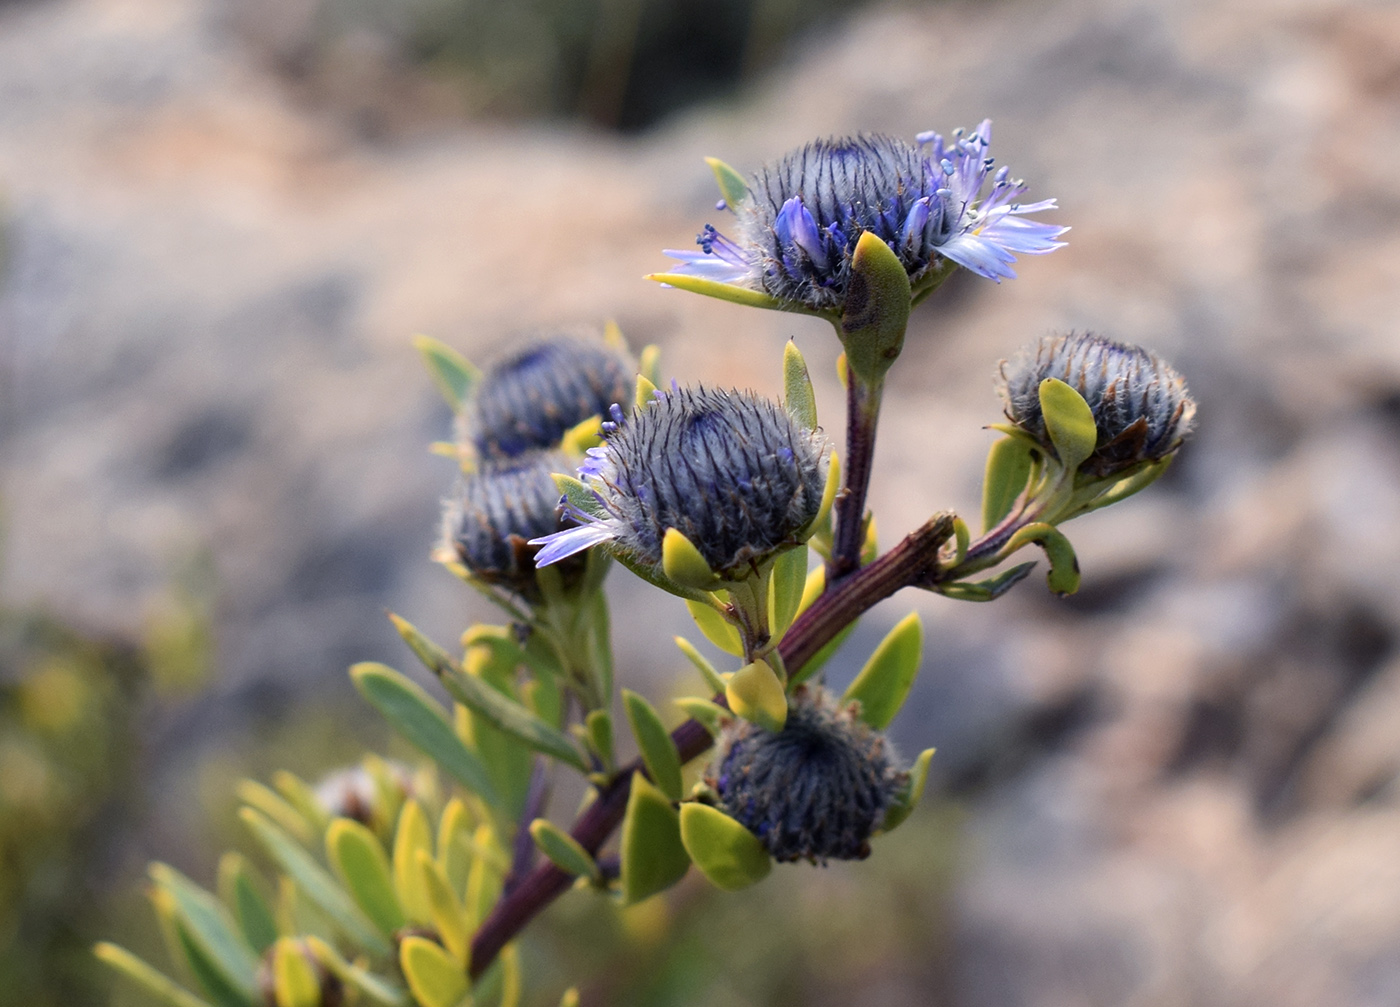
[97,124,1195,1007]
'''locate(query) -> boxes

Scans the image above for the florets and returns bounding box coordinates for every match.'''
[467,337,634,458]
[710,686,904,863]
[533,386,828,580]
[999,332,1197,477]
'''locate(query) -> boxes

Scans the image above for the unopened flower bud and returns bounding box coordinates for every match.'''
[532,386,828,582]
[709,686,904,863]
[998,332,1196,478]
[467,336,634,458]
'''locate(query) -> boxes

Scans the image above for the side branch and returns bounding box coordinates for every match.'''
[467,512,954,978]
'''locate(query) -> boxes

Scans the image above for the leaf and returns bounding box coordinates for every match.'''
[529,819,601,882]
[1038,377,1097,472]
[437,798,476,896]
[879,748,935,833]
[550,473,606,519]
[952,516,970,565]
[782,340,817,429]
[465,824,505,929]
[674,636,726,695]
[351,663,501,805]
[413,335,480,412]
[622,690,684,801]
[934,561,1036,601]
[216,853,278,954]
[805,451,840,539]
[839,231,912,384]
[981,436,1035,532]
[305,936,410,1007]
[620,774,691,905]
[399,936,469,1007]
[326,818,405,937]
[768,546,808,641]
[585,709,614,770]
[238,809,392,958]
[393,800,435,926]
[725,660,787,733]
[684,598,743,656]
[271,772,331,837]
[678,804,771,892]
[390,615,587,772]
[662,527,719,589]
[842,612,923,730]
[1004,523,1081,596]
[639,344,661,387]
[704,156,750,208]
[235,780,314,847]
[673,697,727,736]
[148,864,260,1005]
[93,943,213,1007]
[1081,455,1174,514]
[635,372,658,406]
[417,851,469,964]
[500,943,522,1007]
[272,939,321,1007]
[644,272,791,312]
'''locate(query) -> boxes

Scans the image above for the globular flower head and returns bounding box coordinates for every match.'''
[999,332,1197,477]
[709,686,904,863]
[664,122,1066,313]
[532,385,828,582]
[467,336,634,459]
[441,450,582,600]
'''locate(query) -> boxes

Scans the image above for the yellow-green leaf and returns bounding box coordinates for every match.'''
[417,851,469,964]
[326,818,404,937]
[585,709,614,770]
[620,774,691,905]
[662,528,718,590]
[705,156,750,208]
[399,936,469,1007]
[879,748,935,833]
[678,804,771,892]
[271,939,320,1007]
[645,272,790,312]
[842,612,923,730]
[305,936,410,1007]
[768,546,808,640]
[1038,377,1097,472]
[839,231,911,383]
[148,864,260,1005]
[528,819,600,882]
[674,697,727,736]
[674,636,726,695]
[216,853,278,954]
[684,598,743,656]
[622,689,684,801]
[981,436,1035,532]
[782,340,817,430]
[93,942,213,1007]
[393,800,435,926]
[413,335,480,412]
[549,473,606,519]
[725,660,787,733]
[1005,522,1081,596]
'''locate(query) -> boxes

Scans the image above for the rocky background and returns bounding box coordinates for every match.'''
[3,0,1400,1003]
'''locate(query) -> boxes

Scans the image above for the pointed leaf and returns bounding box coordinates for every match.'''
[149,864,259,1005]
[271,772,331,837]
[645,272,790,312]
[399,936,469,1007]
[393,800,435,925]
[635,373,658,406]
[705,156,750,208]
[684,598,743,656]
[620,774,691,905]
[674,697,727,737]
[622,689,684,801]
[934,561,1036,601]
[235,780,314,847]
[529,819,601,882]
[238,809,392,957]
[217,854,278,955]
[351,663,500,804]
[843,612,923,730]
[305,936,410,1007]
[585,709,615,770]
[662,528,719,589]
[879,748,935,833]
[94,943,213,1007]
[674,636,726,695]
[839,231,911,383]
[272,939,320,1007]
[559,415,603,454]
[1039,377,1097,472]
[549,473,606,519]
[981,436,1035,532]
[417,851,469,964]
[768,546,808,640]
[639,344,661,386]
[804,451,840,539]
[326,818,405,937]
[679,804,771,892]
[413,335,480,412]
[726,660,787,732]
[390,616,587,772]
[782,340,817,430]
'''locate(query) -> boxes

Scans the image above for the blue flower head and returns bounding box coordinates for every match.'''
[532,385,828,582]
[665,122,1067,313]
[467,336,634,459]
[710,685,905,863]
[999,332,1197,478]
[441,450,583,600]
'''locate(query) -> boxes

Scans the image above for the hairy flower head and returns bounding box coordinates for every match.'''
[710,686,904,863]
[467,336,634,458]
[664,123,1066,312]
[441,450,580,599]
[999,332,1197,477]
[532,385,828,581]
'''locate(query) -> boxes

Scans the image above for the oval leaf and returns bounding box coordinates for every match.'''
[416,851,469,964]
[622,689,684,801]
[981,435,1034,532]
[768,545,808,640]
[662,528,718,589]
[392,800,435,926]
[842,612,923,730]
[782,340,818,430]
[620,774,691,906]
[327,819,405,937]
[399,936,469,1007]
[1039,377,1097,472]
[678,804,771,892]
[529,819,600,882]
[148,864,260,1005]
[726,660,787,733]
[217,853,278,955]
[272,939,320,1007]
[684,598,744,656]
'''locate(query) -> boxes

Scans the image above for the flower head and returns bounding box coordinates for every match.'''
[441,450,581,599]
[999,332,1197,477]
[710,686,904,863]
[467,336,634,459]
[664,122,1066,313]
[532,385,828,581]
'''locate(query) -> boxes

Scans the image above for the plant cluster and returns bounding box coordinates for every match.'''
[98,124,1195,1007]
